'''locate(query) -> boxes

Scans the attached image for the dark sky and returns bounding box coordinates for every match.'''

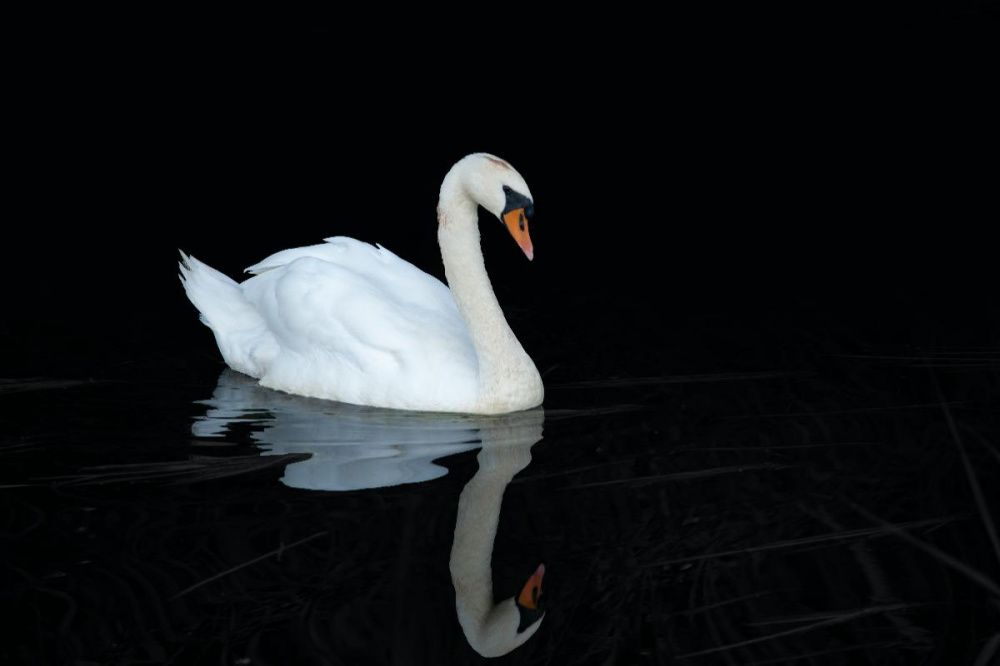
[6,26,997,377]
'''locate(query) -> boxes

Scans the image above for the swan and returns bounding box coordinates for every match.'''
[179,153,543,415]
[450,409,546,657]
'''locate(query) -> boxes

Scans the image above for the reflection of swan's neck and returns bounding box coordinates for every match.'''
[450,432,543,658]
[437,171,542,414]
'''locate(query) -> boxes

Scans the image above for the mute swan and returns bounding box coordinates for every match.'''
[450,409,546,657]
[179,153,543,415]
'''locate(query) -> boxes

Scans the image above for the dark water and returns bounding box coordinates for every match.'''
[6,15,999,663]
[2,307,999,665]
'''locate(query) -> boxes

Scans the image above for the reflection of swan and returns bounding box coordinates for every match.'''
[195,371,548,655]
[179,153,543,414]
[450,408,546,657]
[194,370,481,491]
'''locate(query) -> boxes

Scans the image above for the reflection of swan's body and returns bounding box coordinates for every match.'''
[180,153,543,415]
[450,409,546,657]
[194,370,481,491]
[195,371,547,654]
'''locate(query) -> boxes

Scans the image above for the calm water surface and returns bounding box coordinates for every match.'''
[2,335,999,665]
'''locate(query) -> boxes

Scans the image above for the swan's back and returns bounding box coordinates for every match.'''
[246,237,452,308]
[188,237,480,412]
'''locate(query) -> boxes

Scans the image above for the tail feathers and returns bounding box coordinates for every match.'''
[178,250,242,323]
[178,251,277,377]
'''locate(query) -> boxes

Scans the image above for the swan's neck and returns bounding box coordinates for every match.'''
[449,439,540,657]
[437,185,542,413]
[450,456,512,650]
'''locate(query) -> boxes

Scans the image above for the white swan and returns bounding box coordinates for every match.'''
[450,409,546,657]
[179,153,543,415]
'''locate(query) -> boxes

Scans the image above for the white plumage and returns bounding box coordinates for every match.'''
[180,237,478,410]
[179,153,544,414]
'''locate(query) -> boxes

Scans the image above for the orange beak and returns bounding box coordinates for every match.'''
[502,207,534,261]
[517,563,545,609]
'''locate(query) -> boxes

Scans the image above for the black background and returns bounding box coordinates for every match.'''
[4,16,997,379]
[3,14,1000,666]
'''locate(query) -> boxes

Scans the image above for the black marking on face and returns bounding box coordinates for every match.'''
[502,185,534,222]
[516,598,544,633]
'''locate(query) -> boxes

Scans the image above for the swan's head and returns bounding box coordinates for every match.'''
[459,562,547,657]
[442,152,536,261]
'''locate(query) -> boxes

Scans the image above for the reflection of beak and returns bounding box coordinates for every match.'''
[502,208,534,261]
[518,563,545,609]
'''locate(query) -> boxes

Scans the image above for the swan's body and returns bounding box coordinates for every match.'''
[180,153,543,414]
[450,409,546,657]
